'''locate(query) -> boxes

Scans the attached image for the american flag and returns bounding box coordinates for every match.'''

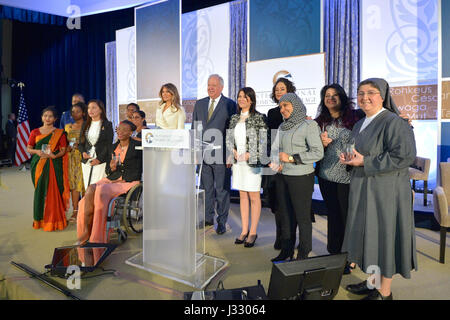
[15,91,31,166]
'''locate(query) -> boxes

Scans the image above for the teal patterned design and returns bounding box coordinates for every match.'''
[249,0,321,61]
[442,0,450,77]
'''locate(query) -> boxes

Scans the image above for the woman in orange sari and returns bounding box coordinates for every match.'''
[27,106,70,231]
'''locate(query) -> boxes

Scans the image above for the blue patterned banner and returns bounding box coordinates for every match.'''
[362,0,438,84]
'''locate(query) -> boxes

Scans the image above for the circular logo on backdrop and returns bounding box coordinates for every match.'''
[145,132,154,144]
[273,70,294,85]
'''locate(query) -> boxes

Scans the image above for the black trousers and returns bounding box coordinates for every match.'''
[200,163,231,226]
[276,172,315,257]
[7,137,16,162]
[318,177,350,255]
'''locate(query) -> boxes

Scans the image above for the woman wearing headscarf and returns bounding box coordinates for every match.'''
[340,78,417,300]
[266,78,297,250]
[269,93,323,261]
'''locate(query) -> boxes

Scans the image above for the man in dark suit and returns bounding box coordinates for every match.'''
[192,74,236,234]
[5,113,17,163]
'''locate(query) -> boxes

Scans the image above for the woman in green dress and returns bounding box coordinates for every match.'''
[27,106,70,231]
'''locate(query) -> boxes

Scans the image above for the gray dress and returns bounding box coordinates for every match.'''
[342,110,417,279]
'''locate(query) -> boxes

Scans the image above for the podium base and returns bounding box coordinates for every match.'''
[125,252,228,289]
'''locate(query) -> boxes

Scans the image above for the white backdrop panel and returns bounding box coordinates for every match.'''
[195,3,230,99]
[410,120,438,189]
[246,53,325,117]
[116,26,136,104]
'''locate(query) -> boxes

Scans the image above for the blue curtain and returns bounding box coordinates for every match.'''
[11,8,134,130]
[324,0,360,100]
[0,5,65,25]
[228,0,247,102]
[105,41,119,135]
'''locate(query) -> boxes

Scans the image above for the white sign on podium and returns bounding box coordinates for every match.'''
[142,129,190,149]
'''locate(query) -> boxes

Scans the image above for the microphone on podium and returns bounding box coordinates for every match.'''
[194,138,221,150]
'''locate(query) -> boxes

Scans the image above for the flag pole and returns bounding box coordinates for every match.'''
[14,82,31,169]
[18,82,24,170]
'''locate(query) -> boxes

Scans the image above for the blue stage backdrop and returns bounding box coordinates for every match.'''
[249,0,321,61]
[443,0,450,78]
[136,0,181,100]
[11,7,134,130]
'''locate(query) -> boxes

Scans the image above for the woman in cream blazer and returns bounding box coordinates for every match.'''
[155,83,186,129]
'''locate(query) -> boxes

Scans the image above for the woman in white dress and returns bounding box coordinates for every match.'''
[155,83,186,129]
[226,87,268,247]
[79,99,113,191]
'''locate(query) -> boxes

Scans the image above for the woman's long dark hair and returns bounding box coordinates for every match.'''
[237,87,257,115]
[80,99,107,144]
[271,78,296,104]
[315,84,358,130]
[159,83,181,112]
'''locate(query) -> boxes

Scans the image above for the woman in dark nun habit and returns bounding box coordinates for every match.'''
[340,78,417,300]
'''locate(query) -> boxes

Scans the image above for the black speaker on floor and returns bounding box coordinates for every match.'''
[267,253,347,300]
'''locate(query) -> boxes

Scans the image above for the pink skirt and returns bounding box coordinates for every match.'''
[77,177,139,243]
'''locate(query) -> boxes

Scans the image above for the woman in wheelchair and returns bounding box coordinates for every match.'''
[76,120,142,244]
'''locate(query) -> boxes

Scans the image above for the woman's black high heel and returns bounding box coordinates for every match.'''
[235,232,249,244]
[271,240,294,262]
[244,234,258,248]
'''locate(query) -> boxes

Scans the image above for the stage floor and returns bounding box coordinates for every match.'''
[0,166,449,300]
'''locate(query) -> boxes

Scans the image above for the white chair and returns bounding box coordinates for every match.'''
[432,163,450,264]
[409,156,431,206]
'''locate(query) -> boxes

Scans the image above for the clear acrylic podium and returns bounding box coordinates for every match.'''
[126,129,228,289]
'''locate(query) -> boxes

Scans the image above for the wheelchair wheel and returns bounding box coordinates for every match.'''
[123,183,143,234]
